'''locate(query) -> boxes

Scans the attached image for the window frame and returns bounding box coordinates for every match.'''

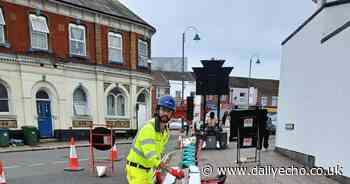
[0,82,10,114]
[108,32,123,63]
[138,39,148,67]
[272,96,278,107]
[69,23,86,56]
[0,8,5,44]
[106,90,128,118]
[29,14,49,51]
[116,94,126,117]
[73,87,89,116]
[261,96,268,106]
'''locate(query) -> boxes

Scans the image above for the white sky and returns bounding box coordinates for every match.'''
[119,0,316,79]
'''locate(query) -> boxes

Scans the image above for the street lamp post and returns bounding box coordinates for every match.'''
[248,55,261,108]
[181,26,200,132]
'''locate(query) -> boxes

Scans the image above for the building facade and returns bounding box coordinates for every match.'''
[0,0,155,140]
[151,57,188,72]
[278,0,350,179]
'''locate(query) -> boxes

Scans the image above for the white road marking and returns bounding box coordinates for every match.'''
[28,163,45,167]
[52,161,67,164]
[4,165,20,169]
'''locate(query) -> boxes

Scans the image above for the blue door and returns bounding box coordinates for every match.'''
[37,101,53,138]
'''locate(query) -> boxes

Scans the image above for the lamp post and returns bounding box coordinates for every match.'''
[182,26,200,131]
[248,55,261,107]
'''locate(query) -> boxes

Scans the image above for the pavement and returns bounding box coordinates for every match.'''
[172,133,342,184]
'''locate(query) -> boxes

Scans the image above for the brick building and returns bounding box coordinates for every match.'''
[0,0,155,140]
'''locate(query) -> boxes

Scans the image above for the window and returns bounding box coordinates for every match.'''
[0,8,6,44]
[117,95,126,116]
[29,14,49,50]
[165,88,170,95]
[261,96,268,106]
[156,88,161,99]
[108,32,123,63]
[175,90,181,98]
[0,83,9,112]
[107,88,127,117]
[239,92,246,104]
[138,40,148,67]
[107,94,115,116]
[272,96,278,107]
[137,93,146,103]
[69,24,86,56]
[73,88,88,116]
[36,90,49,99]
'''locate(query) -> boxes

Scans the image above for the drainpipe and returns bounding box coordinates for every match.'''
[17,57,27,127]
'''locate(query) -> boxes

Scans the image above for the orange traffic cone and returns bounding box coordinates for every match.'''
[64,138,84,172]
[109,144,118,161]
[0,161,6,184]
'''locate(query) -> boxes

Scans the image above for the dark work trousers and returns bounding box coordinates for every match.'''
[258,131,270,149]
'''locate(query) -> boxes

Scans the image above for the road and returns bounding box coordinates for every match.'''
[1,133,179,184]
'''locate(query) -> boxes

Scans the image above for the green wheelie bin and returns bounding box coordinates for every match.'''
[0,128,9,147]
[22,126,39,146]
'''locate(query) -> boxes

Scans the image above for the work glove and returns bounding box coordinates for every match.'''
[168,167,185,179]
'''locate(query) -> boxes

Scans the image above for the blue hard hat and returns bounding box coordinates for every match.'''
[158,95,176,111]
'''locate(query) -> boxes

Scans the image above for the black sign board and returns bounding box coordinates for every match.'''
[193,60,233,95]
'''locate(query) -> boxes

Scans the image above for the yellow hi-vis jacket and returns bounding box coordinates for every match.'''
[127,118,169,168]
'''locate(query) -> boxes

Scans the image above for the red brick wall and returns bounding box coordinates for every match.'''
[0,1,150,72]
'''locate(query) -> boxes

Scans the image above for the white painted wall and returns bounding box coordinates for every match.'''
[0,55,152,131]
[229,87,258,106]
[279,5,350,176]
[169,80,196,100]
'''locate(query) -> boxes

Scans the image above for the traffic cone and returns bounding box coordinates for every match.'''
[64,138,84,172]
[109,144,118,161]
[0,161,6,184]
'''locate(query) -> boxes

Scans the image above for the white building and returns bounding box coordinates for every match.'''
[278,0,350,179]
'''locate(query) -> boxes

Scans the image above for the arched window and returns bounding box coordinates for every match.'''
[36,90,49,99]
[137,93,146,103]
[117,94,125,116]
[107,94,115,116]
[73,87,88,116]
[0,83,9,112]
[107,87,127,117]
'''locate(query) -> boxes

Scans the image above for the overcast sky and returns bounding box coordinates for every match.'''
[119,0,316,79]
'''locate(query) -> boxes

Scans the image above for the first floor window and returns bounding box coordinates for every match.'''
[29,14,49,50]
[138,40,148,67]
[69,24,86,56]
[0,8,6,44]
[108,32,123,63]
[73,87,88,116]
[0,83,9,112]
